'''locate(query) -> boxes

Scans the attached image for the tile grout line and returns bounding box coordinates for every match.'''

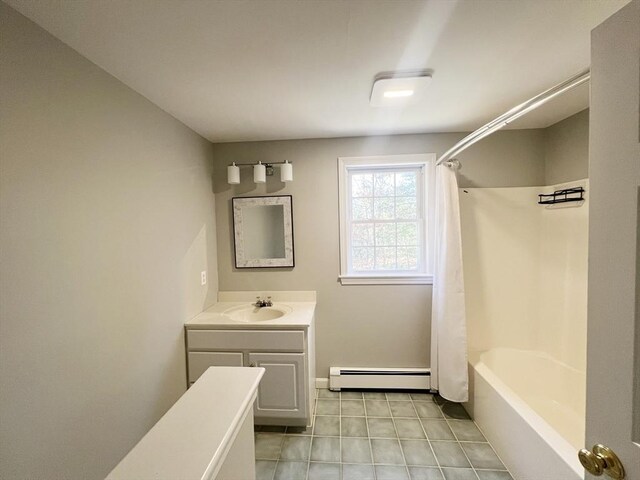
[304,390,320,480]
[384,392,412,479]
[410,394,446,480]
[439,400,482,480]
[272,431,286,480]
[362,392,379,480]
[338,390,343,479]
[466,418,514,478]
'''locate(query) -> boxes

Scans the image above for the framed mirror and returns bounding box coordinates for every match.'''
[232,195,294,268]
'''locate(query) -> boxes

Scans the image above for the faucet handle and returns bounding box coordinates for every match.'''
[266,296,273,306]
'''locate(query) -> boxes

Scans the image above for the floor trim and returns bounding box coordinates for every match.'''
[315,377,329,389]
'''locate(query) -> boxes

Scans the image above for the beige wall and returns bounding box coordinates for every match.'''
[212,129,547,378]
[0,4,218,479]
[544,109,589,185]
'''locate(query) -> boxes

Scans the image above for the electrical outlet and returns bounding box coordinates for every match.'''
[200,271,207,286]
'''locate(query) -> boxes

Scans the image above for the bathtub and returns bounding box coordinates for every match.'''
[465,348,585,480]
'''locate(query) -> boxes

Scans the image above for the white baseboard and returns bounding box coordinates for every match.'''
[315,378,329,389]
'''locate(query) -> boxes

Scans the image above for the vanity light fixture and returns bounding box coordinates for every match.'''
[280,160,293,182]
[227,162,240,184]
[370,72,432,107]
[227,160,294,185]
[253,161,266,183]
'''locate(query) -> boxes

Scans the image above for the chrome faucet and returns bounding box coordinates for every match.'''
[254,296,273,308]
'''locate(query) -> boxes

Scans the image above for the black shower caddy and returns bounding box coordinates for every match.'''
[537,187,585,205]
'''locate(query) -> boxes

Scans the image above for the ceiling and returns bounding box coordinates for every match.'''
[5,0,628,143]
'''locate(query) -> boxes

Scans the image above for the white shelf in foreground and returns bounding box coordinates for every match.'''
[106,366,264,480]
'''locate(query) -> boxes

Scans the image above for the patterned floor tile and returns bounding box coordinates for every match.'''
[255,389,514,480]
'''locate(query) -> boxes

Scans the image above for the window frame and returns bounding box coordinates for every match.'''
[338,153,436,285]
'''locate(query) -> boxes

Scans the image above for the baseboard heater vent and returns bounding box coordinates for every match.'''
[329,367,430,391]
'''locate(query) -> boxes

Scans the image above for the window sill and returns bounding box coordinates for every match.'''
[339,274,433,285]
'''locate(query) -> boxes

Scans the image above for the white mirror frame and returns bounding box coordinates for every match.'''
[232,195,295,268]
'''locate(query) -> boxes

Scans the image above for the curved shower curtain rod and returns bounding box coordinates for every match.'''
[437,69,591,166]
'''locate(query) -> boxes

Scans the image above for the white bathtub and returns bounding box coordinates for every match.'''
[465,348,585,480]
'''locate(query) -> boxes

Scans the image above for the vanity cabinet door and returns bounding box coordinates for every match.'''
[188,352,244,384]
[248,353,307,422]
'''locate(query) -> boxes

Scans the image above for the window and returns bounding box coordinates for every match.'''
[338,154,435,285]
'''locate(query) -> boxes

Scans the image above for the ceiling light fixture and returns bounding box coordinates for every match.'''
[370,72,432,107]
[227,160,293,185]
[383,90,415,98]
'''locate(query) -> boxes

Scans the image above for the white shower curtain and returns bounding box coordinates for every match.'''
[430,162,469,402]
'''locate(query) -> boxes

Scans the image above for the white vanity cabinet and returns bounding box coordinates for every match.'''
[185,326,315,427]
[249,352,306,421]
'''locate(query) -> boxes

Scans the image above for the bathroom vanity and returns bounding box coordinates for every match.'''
[185,291,316,427]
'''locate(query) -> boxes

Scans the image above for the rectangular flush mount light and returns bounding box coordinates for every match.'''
[370,73,432,107]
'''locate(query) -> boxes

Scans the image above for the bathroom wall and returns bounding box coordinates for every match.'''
[211,129,547,378]
[460,180,589,372]
[537,180,589,370]
[0,4,218,479]
[544,109,589,185]
[460,186,543,356]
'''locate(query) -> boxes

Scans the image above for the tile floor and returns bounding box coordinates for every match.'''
[254,389,514,480]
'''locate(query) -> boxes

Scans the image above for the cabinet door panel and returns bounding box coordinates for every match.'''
[188,352,244,383]
[249,353,306,420]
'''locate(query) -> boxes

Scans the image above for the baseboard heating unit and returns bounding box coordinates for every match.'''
[329,367,430,391]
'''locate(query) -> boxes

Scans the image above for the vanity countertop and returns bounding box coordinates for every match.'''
[185,301,315,329]
[185,291,316,329]
[106,366,264,480]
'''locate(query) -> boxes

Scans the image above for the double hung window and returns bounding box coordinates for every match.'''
[338,154,435,285]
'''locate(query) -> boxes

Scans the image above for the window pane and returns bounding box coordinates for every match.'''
[374,172,394,196]
[352,223,374,246]
[352,247,375,271]
[396,171,417,196]
[397,222,418,245]
[374,197,394,219]
[352,198,373,220]
[396,197,417,219]
[397,247,418,270]
[375,247,396,270]
[351,173,373,197]
[375,223,396,246]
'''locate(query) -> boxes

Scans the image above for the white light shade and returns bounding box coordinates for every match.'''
[370,74,432,107]
[253,162,266,183]
[227,163,240,184]
[383,89,414,98]
[281,161,293,182]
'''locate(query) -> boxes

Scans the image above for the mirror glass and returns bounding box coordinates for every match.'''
[242,205,285,259]
[232,195,294,268]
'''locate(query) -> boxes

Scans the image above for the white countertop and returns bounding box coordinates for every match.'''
[186,291,316,329]
[185,301,315,329]
[106,367,264,480]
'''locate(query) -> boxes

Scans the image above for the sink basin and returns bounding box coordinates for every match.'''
[223,304,292,322]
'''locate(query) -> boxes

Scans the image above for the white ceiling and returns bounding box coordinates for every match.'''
[5,0,628,142]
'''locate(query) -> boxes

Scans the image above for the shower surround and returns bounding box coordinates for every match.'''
[460,180,588,480]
